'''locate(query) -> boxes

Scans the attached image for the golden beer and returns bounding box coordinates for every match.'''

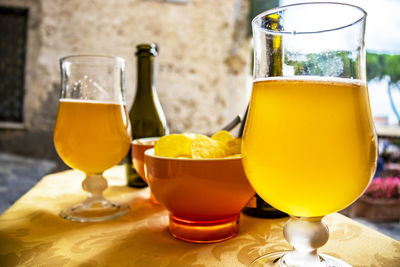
[242,77,377,217]
[54,99,131,174]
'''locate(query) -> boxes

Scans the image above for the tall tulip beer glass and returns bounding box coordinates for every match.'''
[242,3,377,266]
[54,55,132,222]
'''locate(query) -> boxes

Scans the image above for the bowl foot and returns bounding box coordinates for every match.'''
[169,214,239,243]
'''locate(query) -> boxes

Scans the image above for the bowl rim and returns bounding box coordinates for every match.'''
[144,148,242,161]
[132,136,160,145]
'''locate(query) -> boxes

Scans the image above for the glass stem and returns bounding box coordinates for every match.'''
[282,216,329,267]
[81,173,108,206]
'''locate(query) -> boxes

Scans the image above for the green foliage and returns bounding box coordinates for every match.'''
[386,55,400,83]
[367,52,400,124]
[285,51,358,78]
[366,52,400,83]
[283,51,400,85]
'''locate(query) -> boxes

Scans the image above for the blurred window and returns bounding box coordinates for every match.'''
[0,6,28,124]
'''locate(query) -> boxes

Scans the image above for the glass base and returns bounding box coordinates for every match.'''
[60,200,130,222]
[169,214,239,243]
[249,252,352,267]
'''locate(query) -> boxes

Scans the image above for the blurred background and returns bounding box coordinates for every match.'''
[1,0,399,238]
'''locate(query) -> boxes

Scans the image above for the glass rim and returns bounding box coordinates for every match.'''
[252,2,367,36]
[59,54,125,65]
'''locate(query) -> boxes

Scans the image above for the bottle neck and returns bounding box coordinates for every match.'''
[136,54,155,97]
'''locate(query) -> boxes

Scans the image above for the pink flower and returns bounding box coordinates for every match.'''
[365,177,400,199]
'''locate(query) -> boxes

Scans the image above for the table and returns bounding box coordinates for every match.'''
[1,166,399,267]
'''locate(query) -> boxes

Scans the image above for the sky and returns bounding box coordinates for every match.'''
[280,0,400,53]
[281,0,400,124]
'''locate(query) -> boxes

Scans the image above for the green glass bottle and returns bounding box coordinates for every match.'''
[126,43,169,187]
[241,14,287,218]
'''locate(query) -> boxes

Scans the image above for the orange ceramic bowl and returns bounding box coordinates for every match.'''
[144,148,255,243]
[131,137,159,182]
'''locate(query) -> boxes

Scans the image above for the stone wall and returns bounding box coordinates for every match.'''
[0,0,252,160]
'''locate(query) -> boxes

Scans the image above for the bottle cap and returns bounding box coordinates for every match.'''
[136,43,158,56]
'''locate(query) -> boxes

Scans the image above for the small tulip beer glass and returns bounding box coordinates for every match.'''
[54,55,132,222]
[242,3,377,266]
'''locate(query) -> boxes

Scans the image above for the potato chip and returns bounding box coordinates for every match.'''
[225,153,241,158]
[191,134,230,159]
[154,131,241,159]
[211,130,234,145]
[226,137,241,155]
[154,133,194,157]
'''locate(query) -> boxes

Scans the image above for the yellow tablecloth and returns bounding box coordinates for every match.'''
[0,166,399,267]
